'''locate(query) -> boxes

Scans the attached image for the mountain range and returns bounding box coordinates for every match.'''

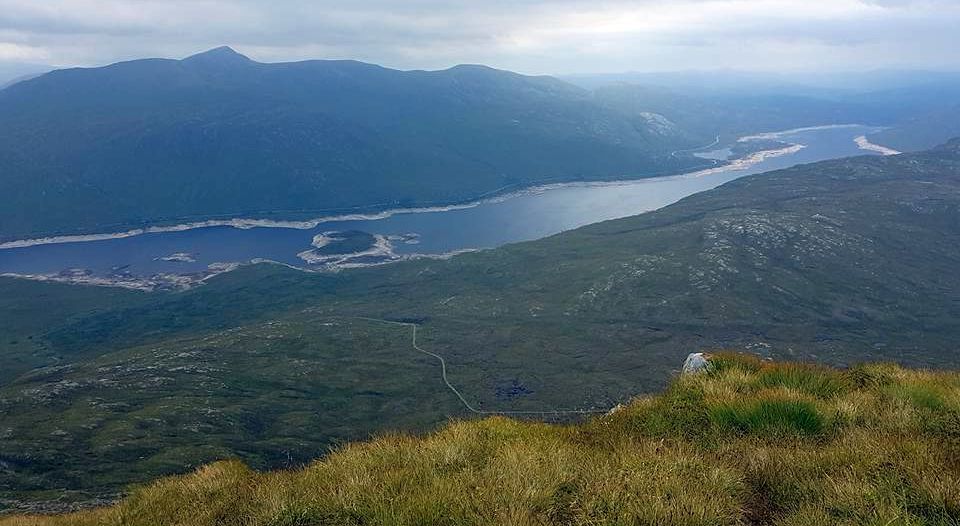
[575,69,960,151]
[8,48,960,242]
[0,47,709,242]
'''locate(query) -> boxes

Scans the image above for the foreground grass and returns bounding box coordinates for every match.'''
[4,353,959,525]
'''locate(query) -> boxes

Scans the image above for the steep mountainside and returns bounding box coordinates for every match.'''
[0,47,703,242]
[3,141,960,509]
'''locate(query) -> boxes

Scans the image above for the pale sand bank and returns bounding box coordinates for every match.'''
[855,135,901,156]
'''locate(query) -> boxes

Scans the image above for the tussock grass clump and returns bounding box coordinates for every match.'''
[4,355,960,525]
[708,398,825,436]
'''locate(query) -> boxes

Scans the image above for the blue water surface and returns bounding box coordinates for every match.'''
[0,125,884,280]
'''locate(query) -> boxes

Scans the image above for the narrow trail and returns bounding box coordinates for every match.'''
[670,135,721,158]
[345,316,610,416]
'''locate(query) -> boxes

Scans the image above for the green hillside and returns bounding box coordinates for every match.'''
[4,354,959,525]
[3,141,960,510]
[0,47,706,242]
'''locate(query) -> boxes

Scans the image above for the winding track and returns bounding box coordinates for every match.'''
[670,135,721,158]
[346,316,610,416]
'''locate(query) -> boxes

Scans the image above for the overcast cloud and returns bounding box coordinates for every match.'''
[0,0,957,74]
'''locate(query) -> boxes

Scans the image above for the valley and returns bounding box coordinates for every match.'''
[0,125,886,291]
[2,1,960,522]
[2,139,959,511]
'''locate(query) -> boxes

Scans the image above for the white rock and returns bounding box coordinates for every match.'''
[605,403,625,416]
[682,353,710,374]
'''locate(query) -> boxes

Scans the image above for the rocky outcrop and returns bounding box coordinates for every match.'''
[682,353,711,374]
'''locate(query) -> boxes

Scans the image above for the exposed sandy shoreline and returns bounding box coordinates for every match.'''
[0,262,241,292]
[737,123,865,142]
[854,135,901,156]
[0,210,470,250]
[0,248,478,291]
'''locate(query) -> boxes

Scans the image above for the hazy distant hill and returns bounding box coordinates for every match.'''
[3,141,960,509]
[870,104,960,151]
[850,78,960,151]
[590,83,880,143]
[565,69,960,96]
[0,62,50,89]
[580,70,960,145]
[0,47,704,241]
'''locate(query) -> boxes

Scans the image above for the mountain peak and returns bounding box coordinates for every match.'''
[449,64,497,72]
[182,46,252,66]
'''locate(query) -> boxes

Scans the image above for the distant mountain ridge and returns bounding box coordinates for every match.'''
[870,105,960,152]
[0,47,704,241]
[0,62,51,89]
[577,69,960,148]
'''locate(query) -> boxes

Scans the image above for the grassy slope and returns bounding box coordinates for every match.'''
[3,354,959,525]
[3,141,960,508]
[0,279,143,384]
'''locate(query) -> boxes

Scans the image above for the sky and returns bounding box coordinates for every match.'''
[0,0,958,76]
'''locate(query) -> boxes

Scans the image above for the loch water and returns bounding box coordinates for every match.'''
[0,125,886,283]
